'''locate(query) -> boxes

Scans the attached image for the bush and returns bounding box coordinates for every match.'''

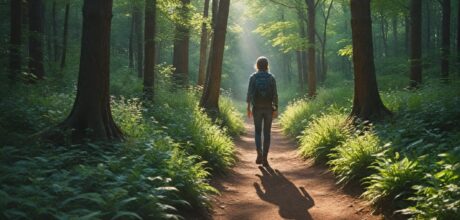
[399,150,460,219]
[298,113,349,163]
[328,132,383,185]
[217,95,245,136]
[363,153,423,211]
[279,86,352,137]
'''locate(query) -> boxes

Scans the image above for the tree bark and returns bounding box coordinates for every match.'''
[305,0,316,97]
[52,1,58,62]
[297,10,308,91]
[144,0,156,100]
[129,14,134,69]
[134,4,144,78]
[441,0,450,80]
[198,0,211,86]
[409,0,422,88]
[60,3,70,70]
[349,0,391,121]
[320,0,333,83]
[405,15,409,56]
[380,14,388,57]
[9,0,22,80]
[425,1,431,53]
[458,0,460,69]
[296,50,304,91]
[29,0,45,79]
[57,0,122,142]
[200,0,230,116]
[172,0,191,86]
[392,17,398,56]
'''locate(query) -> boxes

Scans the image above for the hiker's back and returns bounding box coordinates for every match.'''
[252,72,275,109]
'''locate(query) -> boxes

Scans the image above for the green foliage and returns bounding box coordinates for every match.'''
[298,113,349,163]
[363,153,423,210]
[328,132,383,185]
[152,86,236,173]
[218,95,245,136]
[0,62,243,218]
[279,84,352,137]
[399,150,460,219]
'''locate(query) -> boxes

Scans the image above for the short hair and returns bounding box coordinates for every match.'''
[255,56,269,71]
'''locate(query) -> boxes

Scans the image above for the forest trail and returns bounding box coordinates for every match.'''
[210,121,381,220]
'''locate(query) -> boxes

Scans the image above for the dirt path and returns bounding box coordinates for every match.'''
[210,121,381,220]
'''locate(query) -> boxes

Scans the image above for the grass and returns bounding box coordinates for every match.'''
[298,113,349,163]
[280,71,460,218]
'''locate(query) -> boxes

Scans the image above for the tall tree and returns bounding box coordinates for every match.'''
[457,0,460,69]
[134,3,144,77]
[29,0,45,79]
[197,0,211,86]
[317,0,334,83]
[172,0,191,86]
[409,0,422,88]
[52,1,58,62]
[9,0,22,80]
[129,15,135,69]
[440,0,450,80]
[60,3,70,70]
[349,0,391,121]
[144,0,156,99]
[56,0,122,141]
[200,0,230,115]
[297,10,308,91]
[305,0,316,97]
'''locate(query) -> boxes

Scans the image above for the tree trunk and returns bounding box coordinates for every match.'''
[172,0,191,86]
[9,0,22,80]
[425,1,431,53]
[405,15,410,56]
[349,0,391,121]
[29,0,45,79]
[441,0,450,80]
[409,0,422,88]
[134,4,144,78]
[60,3,70,70]
[52,1,58,62]
[392,17,398,56]
[129,14,134,69]
[198,0,211,86]
[306,0,316,97]
[380,14,388,57]
[296,50,304,91]
[144,0,156,100]
[458,0,460,68]
[57,0,122,142]
[200,0,230,116]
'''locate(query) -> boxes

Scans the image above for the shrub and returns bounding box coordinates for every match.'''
[363,153,423,210]
[328,132,383,185]
[217,95,245,136]
[279,86,352,137]
[399,150,460,219]
[298,113,349,163]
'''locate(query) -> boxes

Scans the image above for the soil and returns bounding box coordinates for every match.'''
[210,120,382,220]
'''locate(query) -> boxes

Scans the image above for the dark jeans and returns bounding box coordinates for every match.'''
[253,107,273,157]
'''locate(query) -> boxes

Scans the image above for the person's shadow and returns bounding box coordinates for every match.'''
[254,166,314,220]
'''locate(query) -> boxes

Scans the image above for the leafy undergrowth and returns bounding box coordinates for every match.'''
[280,73,460,219]
[0,66,243,219]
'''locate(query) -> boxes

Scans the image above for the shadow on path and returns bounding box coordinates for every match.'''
[254,166,314,220]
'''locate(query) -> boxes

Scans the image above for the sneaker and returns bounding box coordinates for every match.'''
[262,158,269,167]
[256,155,263,164]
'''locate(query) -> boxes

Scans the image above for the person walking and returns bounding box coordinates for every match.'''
[246,56,278,167]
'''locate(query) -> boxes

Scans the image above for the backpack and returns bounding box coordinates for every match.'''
[254,72,274,103]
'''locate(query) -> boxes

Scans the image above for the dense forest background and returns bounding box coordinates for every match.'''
[1,0,459,219]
